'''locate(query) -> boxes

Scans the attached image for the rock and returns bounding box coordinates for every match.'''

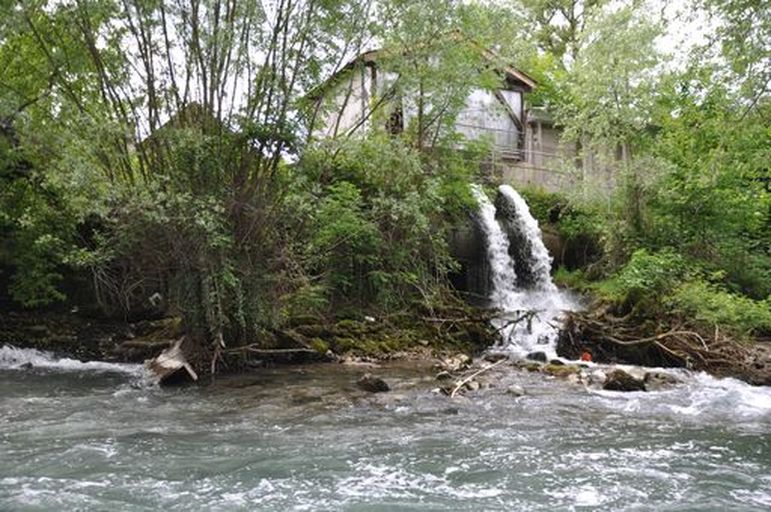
[543,364,581,377]
[435,371,453,381]
[505,384,525,396]
[603,369,646,392]
[549,359,565,366]
[526,351,548,363]
[464,380,481,392]
[587,369,607,385]
[517,361,542,372]
[643,371,680,391]
[484,352,509,363]
[356,373,390,393]
[19,362,33,370]
[439,354,471,372]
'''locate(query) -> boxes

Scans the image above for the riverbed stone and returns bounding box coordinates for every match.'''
[435,370,453,381]
[603,369,646,392]
[587,369,607,386]
[643,371,680,391]
[439,354,471,372]
[526,351,548,362]
[506,384,525,396]
[484,352,509,363]
[543,364,581,377]
[464,380,481,392]
[356,373,390,393]
[515,361,542,372]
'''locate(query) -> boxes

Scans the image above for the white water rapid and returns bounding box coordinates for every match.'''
[472,184,576,358]
[0,345,148,378]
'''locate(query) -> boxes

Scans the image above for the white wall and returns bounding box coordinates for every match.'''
[316,66,374,138]
[453,88,520,151]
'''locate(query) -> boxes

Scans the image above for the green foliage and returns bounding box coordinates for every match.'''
[292,136,476,311]
[519,187,604,242]
[593,249,688,305]
[669,281,771,337]
[553,266,589,290]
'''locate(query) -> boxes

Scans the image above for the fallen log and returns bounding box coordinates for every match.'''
[145,337,198,385]
[558,310,771,386]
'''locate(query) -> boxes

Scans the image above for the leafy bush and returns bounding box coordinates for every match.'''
[669,280,771,337]
[292,136,477,311]
[592,248,688,305]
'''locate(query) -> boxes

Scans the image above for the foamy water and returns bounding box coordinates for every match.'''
[0,345,144,376]
[472,184,578,358]
[1,351,770,510]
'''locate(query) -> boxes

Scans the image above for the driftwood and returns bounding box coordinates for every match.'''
[560,309,771,386]
[145,337,199,385]
[449,358,508,397]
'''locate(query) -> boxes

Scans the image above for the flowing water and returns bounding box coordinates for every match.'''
[472,184,576,358]
[1,347,771,511]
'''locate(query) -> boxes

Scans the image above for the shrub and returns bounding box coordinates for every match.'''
[592,248,688,305]
[669,280,771,337]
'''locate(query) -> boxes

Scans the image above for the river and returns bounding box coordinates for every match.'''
[2,345,771,511]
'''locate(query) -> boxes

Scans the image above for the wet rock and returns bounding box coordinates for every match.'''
[356,373,390,393]
[643,371,680,391]
[439,354,471,372]
[543,364,581,377]
[464,380,481,392]
[484,352,509,363]
[435,371,453,381]
[526,351,548,363]
[549,359,565,366]
[506,384,525,396]
[19,362,33,370]
[603,369,646,392]
[517,361,542,372]
[587,369,607,386]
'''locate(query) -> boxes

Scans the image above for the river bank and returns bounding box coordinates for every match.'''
[0,304,499,376]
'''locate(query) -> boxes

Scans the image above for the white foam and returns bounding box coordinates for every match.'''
[0,345,144,376]
[470,184,519,308]
[471,184,578,358]
[498,185,555,291]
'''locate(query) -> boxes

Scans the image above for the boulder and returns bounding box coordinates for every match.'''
[603,369,646,392]
[643,371,680,391]
[506,384,525,397]
[435,371,453,381]
[356,373,390,393]
[526,351,548,363]
[543,363,581,377]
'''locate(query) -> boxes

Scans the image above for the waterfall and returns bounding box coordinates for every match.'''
[471,184,576,358]
[497,185,557,292]
[470,185,518,311]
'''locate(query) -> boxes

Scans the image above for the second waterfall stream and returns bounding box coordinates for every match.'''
[471,184,577,359]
